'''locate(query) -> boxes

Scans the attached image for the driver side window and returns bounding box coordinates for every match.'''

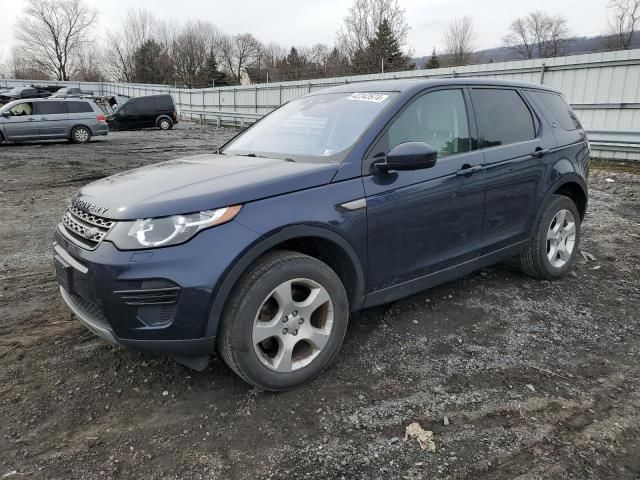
[9,102,34,116]
[386,89,471,159]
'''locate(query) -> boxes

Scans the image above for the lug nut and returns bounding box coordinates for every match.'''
[282,328,288,335]
[292,311,298,317]
[292,329,298,336]
[282,316,288,323]
[298,318,304,325]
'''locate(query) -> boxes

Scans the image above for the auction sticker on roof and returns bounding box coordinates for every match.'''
[347,92,390,103]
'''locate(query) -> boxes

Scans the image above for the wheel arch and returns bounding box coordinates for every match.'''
[70,123,93,136]
[156,115,172,126]
[552,179,587,221]
[206,225,366,337]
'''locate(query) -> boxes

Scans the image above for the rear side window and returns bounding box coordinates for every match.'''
[36,101,66,114]
[531,91,581,131]
[67,101,93,113]
[133,99,155,114]
[471,89,536,147]
[155,96,173,109]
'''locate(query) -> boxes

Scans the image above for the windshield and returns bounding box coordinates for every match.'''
[5,88,22,95]
[222,92,397,163]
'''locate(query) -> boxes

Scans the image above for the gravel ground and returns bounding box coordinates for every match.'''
[1,124,639,480]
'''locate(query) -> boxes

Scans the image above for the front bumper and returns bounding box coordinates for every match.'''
[53,220,260,357]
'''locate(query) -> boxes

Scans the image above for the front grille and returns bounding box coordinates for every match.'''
[60,205,116,249]
[69,292,110,329]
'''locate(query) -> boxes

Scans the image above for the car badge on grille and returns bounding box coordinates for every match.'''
[83,227,99,239]
[72,198,109,216]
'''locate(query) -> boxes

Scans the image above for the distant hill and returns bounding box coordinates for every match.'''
[414,33,640,68]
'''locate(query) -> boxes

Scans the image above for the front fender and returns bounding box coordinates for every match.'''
[205,224,366,337]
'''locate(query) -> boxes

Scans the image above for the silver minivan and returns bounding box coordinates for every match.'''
[0,98,108,144]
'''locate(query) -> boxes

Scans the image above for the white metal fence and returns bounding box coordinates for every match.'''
[3,48,640,159]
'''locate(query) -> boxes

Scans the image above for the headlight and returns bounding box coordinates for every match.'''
[106,205,241,250]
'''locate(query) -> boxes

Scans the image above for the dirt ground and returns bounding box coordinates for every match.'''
[1,124,639,480]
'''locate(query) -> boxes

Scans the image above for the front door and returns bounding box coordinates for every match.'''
[364,88,486,294]
[2,102,39,139]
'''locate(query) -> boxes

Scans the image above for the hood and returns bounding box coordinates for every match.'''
[74,154,339,220]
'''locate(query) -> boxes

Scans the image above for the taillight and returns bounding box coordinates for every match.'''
[171,110,177,121]
[96,115,106,122]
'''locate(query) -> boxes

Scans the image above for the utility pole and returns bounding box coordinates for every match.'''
[381,57,384,74]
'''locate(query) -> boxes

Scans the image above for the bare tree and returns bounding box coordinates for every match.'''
[444,16,477,66]
[503,12,570,59]
[104,9,172,82]
[337,0,409,61]
[13,0,97,81]
[71,46,104,81]
[218,33,262,84]
[172,20,220,88]
[604,0,640,49]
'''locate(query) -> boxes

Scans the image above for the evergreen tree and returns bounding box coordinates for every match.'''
[132,39,173,84]
[426,48,440,69]
[367,18,410,72]
[202,48,229,87]
[286,47,304,80]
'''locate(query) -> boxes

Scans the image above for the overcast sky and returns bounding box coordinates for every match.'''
[0,0,611,60]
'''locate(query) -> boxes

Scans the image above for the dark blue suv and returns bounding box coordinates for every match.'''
[54,79,589,391]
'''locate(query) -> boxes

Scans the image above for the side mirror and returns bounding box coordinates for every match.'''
[375,142,438,173]
[0,111,10,118]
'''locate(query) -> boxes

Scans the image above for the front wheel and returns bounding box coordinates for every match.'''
[217,251,349,391]
[519,195,581,280]
[70,126,91,144]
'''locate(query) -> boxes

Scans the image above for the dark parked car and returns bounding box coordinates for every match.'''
[0,86,52,104]
[53,79,589,390]
[0,98,108,144]
[51,87,94,98]
[107,94,177,131]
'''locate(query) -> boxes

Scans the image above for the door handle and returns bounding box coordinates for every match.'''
[28,118,36,122]
[533,147,550,158]
[455,165,482,176]
[40,117,48,120]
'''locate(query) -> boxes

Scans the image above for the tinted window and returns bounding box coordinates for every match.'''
[532,91,581,131]
[386,89,470,158]
[36,101,66,115]
[471,89,535,147]
[23,89,37,96]
[155,95,173,109]
[67,101,93,113]
[133,99,155,115]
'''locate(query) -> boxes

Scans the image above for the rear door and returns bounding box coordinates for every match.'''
[364,87,486,293]
[2,102,39,139]
[35,101,69,138]
[469,87,556,253]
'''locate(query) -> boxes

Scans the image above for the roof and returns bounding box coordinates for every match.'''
[315,78,560,95]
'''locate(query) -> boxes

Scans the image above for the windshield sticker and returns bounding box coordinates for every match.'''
[347,92,390,103]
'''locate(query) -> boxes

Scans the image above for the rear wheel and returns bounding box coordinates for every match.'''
[519,195,581,280]
[158,118,173,130]
[70,126,91,144]
[217,251,349,391]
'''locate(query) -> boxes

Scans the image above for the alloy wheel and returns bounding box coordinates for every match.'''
[252,278,334,372]
[546,209,576,268]
[75,128,89,142]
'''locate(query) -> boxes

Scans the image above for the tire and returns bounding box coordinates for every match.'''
[217,250,349,391]
[519,194,581,280]
[158,118,173,130]
[70,126,91,144]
